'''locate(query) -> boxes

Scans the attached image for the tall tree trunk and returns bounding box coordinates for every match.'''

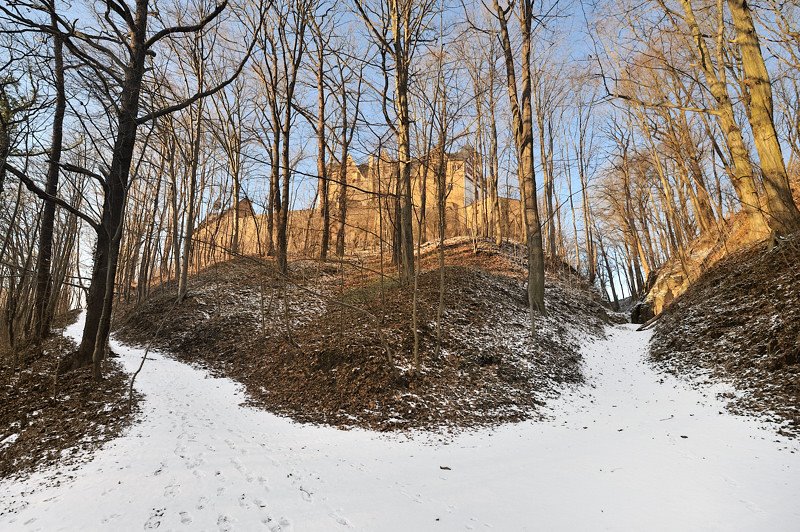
[673,0,767,232]
[178,98,203,302]
[396,63,415,282]
[32,9,65,341]
[335,84,349,258]
[267,122,280,257]
[77,0,150,379]
[277,120,291,274]
[231,150,241,256]
[726,0,800,234]
[335,151,348,258]
[488,56,503,245]
[493,0,546,319]
[598,236,619,310]
[316,53,330,261]
[534,92,556,259]
[675,108,718,232]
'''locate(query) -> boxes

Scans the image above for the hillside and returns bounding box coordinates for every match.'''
[116,240,613,431]
[0,312,138,479]
[631,213,769,323]
[650,234,800,436]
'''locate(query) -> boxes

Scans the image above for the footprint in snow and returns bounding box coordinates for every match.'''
[184,454,205,470]
[267,516,293,532]
[163,482,180,498]
[217,514,233,532]
[100,514,121,524]
[231,458,255,483]
[238,493,251,509]
[144,508,165,529]
[330,512,352,527]
[400,490,423,504]
[179,511,193,525]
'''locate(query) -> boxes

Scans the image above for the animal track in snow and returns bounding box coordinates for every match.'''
[238,493,250,508]
[230,457,255,482]
[330,512,352,527]
[195,496,207,510]
[184,454,205,470]
[100,513,120,524]
[267,516,293,532]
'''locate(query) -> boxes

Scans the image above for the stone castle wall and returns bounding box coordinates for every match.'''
[193,148,524,266]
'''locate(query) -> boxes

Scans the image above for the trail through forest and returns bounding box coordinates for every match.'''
[1,315,798,531]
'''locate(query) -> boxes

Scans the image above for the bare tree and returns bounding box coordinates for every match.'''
[491,0,546,318]
[353,0,438,282]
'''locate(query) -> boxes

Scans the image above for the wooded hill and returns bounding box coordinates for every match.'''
[650,234,800,437]
[116,240,613,431]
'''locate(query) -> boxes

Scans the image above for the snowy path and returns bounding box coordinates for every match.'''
[1,319,799,531]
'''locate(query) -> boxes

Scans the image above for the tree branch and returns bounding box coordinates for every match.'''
[4,163,100,230]
[145,1,228,49]
[136,7,261,125]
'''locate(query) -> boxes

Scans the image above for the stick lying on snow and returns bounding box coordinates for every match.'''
[636,313,661,332]
[128,299,180,412]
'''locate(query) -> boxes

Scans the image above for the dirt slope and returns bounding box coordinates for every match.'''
[118,240,613,431]
[0,312,138,479]
[650,235,800,436]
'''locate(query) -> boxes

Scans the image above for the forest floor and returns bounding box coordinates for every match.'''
[0,311,138,479]
[1,313,799,530]
[650,234,800,437]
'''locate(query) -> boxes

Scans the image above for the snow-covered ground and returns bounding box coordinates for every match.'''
[1,316,799,531]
